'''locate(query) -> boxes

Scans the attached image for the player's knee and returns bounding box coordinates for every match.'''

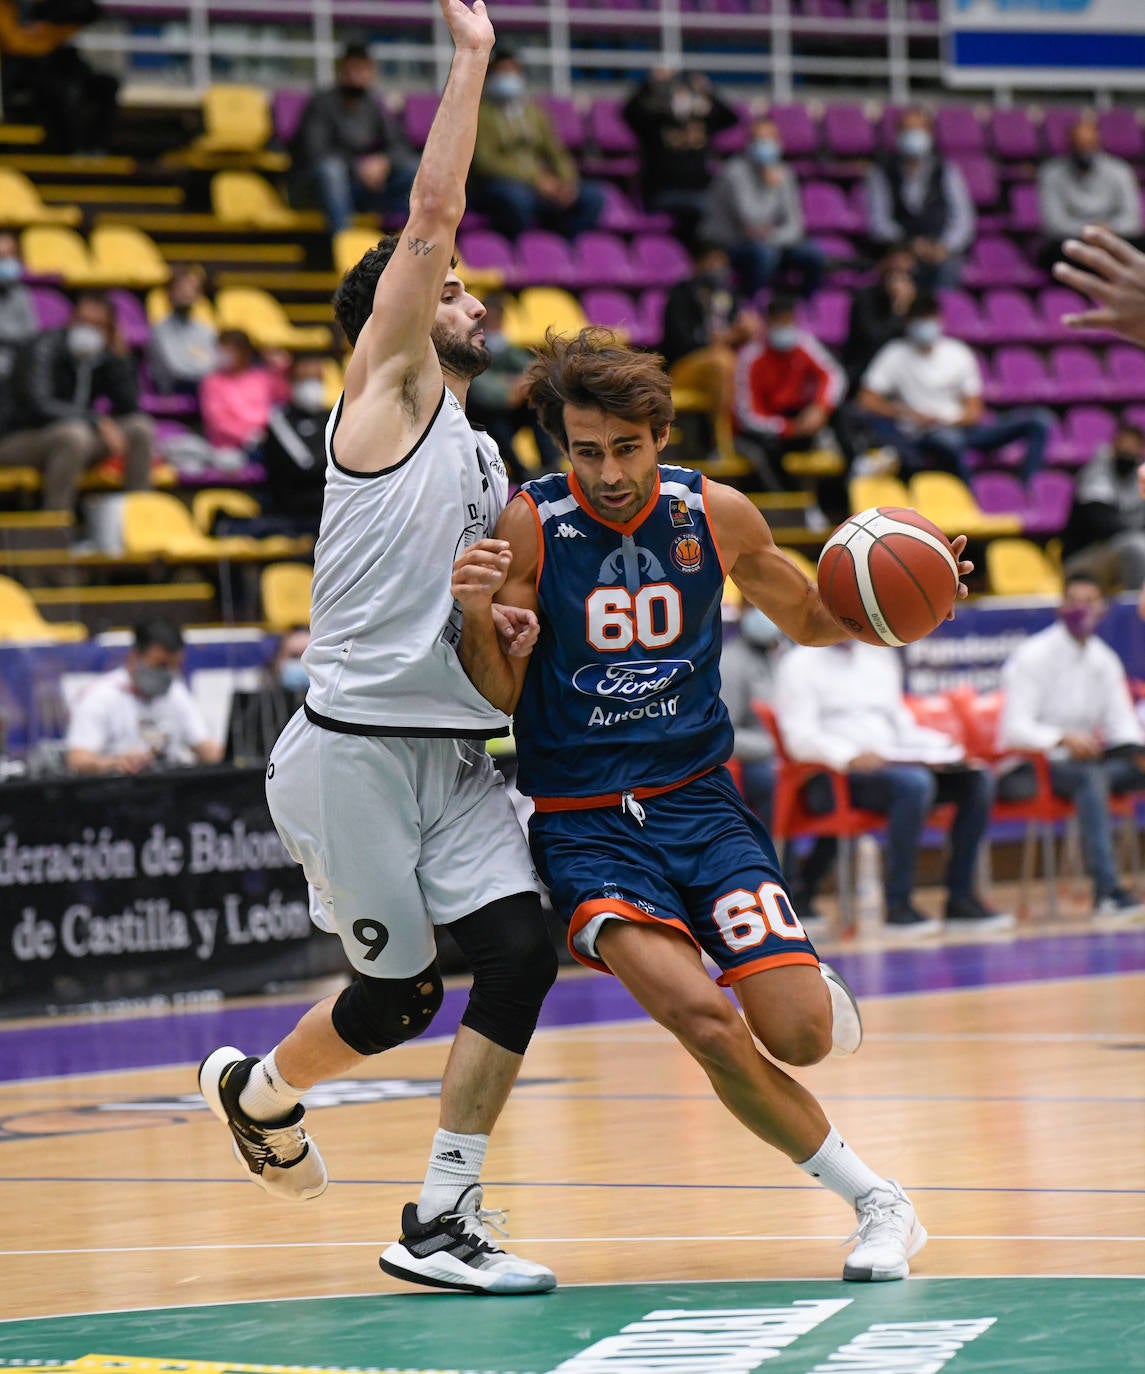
[455,892,559,1056]
[331,961,444,1055]
[767,1010,832,1067]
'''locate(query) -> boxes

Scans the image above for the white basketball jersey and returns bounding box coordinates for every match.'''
[302,387,513,737]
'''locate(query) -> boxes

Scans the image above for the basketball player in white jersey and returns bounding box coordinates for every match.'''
[198,0,559,1295]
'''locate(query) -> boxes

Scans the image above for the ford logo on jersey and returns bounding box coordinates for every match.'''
[572,659,694,700]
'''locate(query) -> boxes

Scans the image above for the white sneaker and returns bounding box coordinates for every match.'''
[843,1180,927,1282]
[380,1184,557,1294]
[198,1046,328,1201]
[820,961,863,1056]
[1094,889,1145,923]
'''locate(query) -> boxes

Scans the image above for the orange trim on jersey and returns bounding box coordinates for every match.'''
[716,950,820,986]
[515,489,545,590]
[568,896,700,975]
[700,475,729,578]
[568,468,661,537]
[531,764,717,812]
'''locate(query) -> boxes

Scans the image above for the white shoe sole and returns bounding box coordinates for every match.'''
[843,1216,928,1282]
[379,1243,557,1295]
[820,963,863,1057]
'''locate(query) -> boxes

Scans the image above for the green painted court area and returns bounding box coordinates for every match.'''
[1,1280,1142,1374]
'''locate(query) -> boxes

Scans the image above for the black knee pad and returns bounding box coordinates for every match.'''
[449,892,559,1056]
[331,960,444,1055]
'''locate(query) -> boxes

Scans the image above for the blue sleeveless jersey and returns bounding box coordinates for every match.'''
[514,465,733,805]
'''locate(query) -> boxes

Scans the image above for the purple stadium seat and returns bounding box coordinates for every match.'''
[801,181,861,235]
[986,346,1051,405]
[991,108,1040,161]
[598,183,672,234]
[1042,106,1081,158]
[939,289,989,345]
[798,289,850,348]
[403,92,439,149]
[108,289,150,349]
[768,104,819,158]
[629,235,690,289]
[972,471,1025,519]
[823,103,876,159]
[909,0,938,19]
[515,230,577,288]
[962,236,1041,289]
[537,95,584,152]
[711,102,751,156]
[1024,469,1075,535]
[877,105,906,152]
[458,229,517,279]
[1009,182,1042,234]
[981,289,1042,345]
[581,288,645,341]
[1098,108,1144,163]
[638,287,668,345]
[588,98,638,155]
[1038,287,1090,344]
[935,106,985,156]
[1048,344,1109,404]
[575,231,632,288]
[272,89,308,147]
[1105,344,1145,402]
[1126,405,1145,432]
[952,155,998,211]
[30,285,71,329]
[1063,406,1117,464]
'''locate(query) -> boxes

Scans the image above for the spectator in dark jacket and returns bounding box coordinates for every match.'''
[0,232,37,438]
[842,242,917,387]
[0,290,154,511]
[622,68,738,239]
[259,354,329,533]
[289,43,416,234]
[1063,423,1145,589]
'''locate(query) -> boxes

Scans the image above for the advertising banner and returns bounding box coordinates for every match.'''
[942,0,1145,89]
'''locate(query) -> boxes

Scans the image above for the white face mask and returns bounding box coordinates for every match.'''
[907,318,942,347]
[67,324,106,360]
[291,379,327,411]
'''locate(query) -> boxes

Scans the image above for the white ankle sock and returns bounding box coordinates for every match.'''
[238,1048,303,1123]
[417,1129,488,1222]
[797,1125,890,1208]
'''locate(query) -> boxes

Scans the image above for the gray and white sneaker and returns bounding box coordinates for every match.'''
[820,961,863,1057]
[1094,888,1145,923]
[842,1180,927,1282]
[198,1045,327,1201]
[380,1184,557,1295]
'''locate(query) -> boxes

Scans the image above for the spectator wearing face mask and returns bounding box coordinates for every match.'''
[471,47,605,239]
[0,232,36,441]
[146,265,218,396]
[1037,115,1144,276]
[199,329,287,462]
[1063,423,1145,590]
[857,293,1052,485]
[865,107,974,288]
[720,606,785,829]
[699,116,824,299]
[259,354,330,533]
[999,572,1145,920]
[842,241,918,388]
[289,43,416,235]
[66,618,223,774]
[0,290,155,512]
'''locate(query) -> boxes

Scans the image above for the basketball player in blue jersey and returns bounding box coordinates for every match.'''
[452,328,974,1283]
[197,0,561,1296]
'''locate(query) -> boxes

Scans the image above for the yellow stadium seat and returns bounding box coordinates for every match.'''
[121,492,257,558]
[212,171,313,230]
[20,225,95,284]
[88,226,170,289]
[146,285,216,329]
[503,288,587,349]
[261,562,313,631]
[215,288,330,351]
[321,356,345,409]
[849,474,910,514]
[194,85,272,155]
[986,538,1063,597]
[333,228,380,279]
[0,169,81,228]
[908,471,1023,539]
[191,487,260,536]
[783,448,843,480]
[0,576,86,643]
[779,547,819,582]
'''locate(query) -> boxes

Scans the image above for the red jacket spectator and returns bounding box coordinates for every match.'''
[734,332,845,440]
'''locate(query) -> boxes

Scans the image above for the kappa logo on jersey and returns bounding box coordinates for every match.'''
[671,533,704,573]
[597,545,665,584]
[668,496,694,528]
[555,522,586,539]
[572,658,693,701]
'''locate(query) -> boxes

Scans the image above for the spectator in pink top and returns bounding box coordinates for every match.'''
[199,329,287,459]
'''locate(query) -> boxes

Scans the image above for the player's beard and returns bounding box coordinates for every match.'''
[432,323,491,380]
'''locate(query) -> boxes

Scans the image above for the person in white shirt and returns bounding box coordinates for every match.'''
[66,618,223,774]
[719,606,784,829]
[774,640,1007,934]
[999,571,1145,919]
[857,293,1052,485]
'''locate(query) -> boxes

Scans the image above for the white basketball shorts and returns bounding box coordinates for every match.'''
[266,710,539,978]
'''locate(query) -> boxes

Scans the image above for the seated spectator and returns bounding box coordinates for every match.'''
[146,265,218,396]
[259,354,330,533]
[470,47,604,239]
[0,232,36,438]
[199,330,286,460]
[699,116,824,299]
[775,639,1008,933]
[734,294,855,508]
[999,572,1145,920]
[0,290,154,512]
[865,107,974,288]
[465,291,560,484]
[226,626,310,764]
[659,241,761,463]
[289,43,416,235]
[66,618,223,774]
[1063,423,1145,590]
[720,606,784,830]
[842,241,917,388]
[857,293,1052,485]
[621,67,738,239]
[1037,114,1144,275]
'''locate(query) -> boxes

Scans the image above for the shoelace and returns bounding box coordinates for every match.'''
[245,1119,307,1166]
[445,1202,511,1251]
[841,1198,907,1248]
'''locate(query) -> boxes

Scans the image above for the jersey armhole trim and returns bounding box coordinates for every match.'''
[517,489,545,591]
[700,476,729,578]
[329,387,446,479]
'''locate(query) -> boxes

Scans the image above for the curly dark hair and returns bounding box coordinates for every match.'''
[332,233,458,346]
[522,328,675,451]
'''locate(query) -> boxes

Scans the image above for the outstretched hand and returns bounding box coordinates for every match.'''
[948,534,973,618]
[440,0,495,53]
[1053,226,1145,348]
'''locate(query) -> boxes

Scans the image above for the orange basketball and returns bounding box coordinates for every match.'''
[817,506,960,647]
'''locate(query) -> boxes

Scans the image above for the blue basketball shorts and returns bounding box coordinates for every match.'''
[528,766,820,986]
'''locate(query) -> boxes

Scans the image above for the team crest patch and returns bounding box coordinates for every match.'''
[668,496,694,528]
[671,533,704,572]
